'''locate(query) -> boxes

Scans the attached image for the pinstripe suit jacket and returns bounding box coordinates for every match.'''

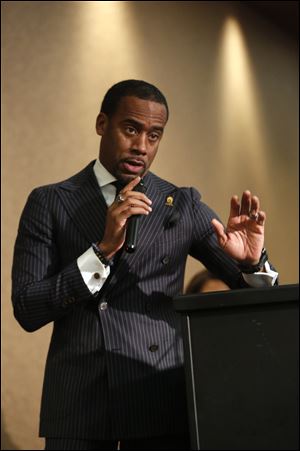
[12,160,245,440]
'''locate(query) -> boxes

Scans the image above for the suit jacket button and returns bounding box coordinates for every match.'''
[99,301,108,311]
[62,297,75,308]
[149,344,159,352]
[161,256,169,265]
[65,297,75,304]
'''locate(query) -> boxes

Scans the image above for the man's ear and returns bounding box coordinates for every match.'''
[96,112,108,136]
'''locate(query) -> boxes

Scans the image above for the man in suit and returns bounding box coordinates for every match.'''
[12,80,278,450]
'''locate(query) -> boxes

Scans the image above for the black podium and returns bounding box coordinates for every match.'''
[173,284,299,450]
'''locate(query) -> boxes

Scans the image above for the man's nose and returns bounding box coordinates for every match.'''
[132,132,147,154]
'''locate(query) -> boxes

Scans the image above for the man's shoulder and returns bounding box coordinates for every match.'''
[148,172,202,198]
[30,161,95,194]
[147,172,177,192]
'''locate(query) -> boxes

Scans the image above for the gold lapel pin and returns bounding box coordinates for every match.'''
[165,196,174,207]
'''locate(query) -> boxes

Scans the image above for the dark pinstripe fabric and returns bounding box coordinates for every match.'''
[12,160,245,440]
[45,436,190,450]
[45,438,118,450]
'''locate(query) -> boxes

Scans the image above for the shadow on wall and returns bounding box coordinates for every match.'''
[1,413,20,450]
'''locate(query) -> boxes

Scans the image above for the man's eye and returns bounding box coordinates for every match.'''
[149,133,159,141]
[125,126,136,135]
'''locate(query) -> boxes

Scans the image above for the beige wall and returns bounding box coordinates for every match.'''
[2,1,298,449]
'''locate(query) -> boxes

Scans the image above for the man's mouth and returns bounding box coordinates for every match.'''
[121,159,145,174]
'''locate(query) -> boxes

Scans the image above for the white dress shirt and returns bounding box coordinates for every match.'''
[77,159,278,294]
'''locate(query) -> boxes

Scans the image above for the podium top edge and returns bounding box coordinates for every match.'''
[173,284,299,312]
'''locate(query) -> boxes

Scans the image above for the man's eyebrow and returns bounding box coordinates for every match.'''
[121,118,164,132]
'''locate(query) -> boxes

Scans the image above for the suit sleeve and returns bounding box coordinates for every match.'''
[11,188,93,332]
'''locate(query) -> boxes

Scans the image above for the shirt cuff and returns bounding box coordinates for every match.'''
[242,261,278,288]
[77,247,110,294]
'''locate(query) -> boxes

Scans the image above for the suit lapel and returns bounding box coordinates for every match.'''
[56,161,108,245]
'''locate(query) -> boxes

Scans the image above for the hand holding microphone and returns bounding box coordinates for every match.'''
[98,177,151,260]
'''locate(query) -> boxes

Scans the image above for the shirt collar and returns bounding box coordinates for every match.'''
[93,158,116,188]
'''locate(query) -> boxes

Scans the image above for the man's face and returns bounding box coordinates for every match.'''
[96,96,168,183]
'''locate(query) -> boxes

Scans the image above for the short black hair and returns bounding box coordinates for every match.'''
[100,79,169,120]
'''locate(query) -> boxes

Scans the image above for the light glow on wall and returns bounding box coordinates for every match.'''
[78,1,139,77]
[218,16,268,188]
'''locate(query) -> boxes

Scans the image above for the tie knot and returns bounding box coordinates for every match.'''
[112,180,125,195]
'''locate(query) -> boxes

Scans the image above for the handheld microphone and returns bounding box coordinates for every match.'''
[125,179,145,253]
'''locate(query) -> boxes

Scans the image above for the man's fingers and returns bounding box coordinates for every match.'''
[112,197,152,217]
[256,211,266,226]
[122,176,141,193]
[240,191,251,215]
[230,195,240,218]
[250,196,260,213]
[121,205,152,220]
[240,191,261,218]
[211,219,227,247]
[116,177,152,206]
[122,198,152,212]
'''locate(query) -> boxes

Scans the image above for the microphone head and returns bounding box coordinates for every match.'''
[135,179,146,193]
[125,243,135,253]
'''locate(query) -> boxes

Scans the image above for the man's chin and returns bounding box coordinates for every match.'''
[118,170,146,184]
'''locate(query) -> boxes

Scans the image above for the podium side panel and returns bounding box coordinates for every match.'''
[184,301,299,450]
